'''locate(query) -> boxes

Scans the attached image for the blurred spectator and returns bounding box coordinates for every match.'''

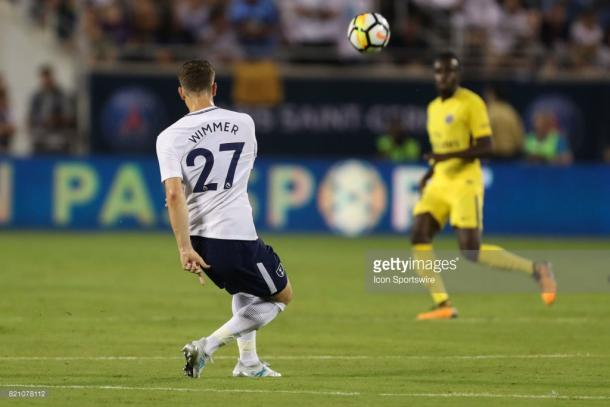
[539,1,570,71]
[376,119,421,162]
[229,0,280,59]
[485,85,524,159]
[453,0,499,31]
[570,8,604,68]
[412,0,460,11]
[524,111,572,165]
[134,1,176,62]
[540,2,570,49]
[55,0,78,42]
[97,1,130,45]
[487,0,537,69]
[600,29,610,68]
[280,0,346,61]
[27,0,51,26]
[173,0,215,43]
[199,6,243,64]
[0,77,16,154]
[391,13,430,65]
[411,0,461,42]
[79,1,126,62]
[28,66,76,155]
[453,0,500,57]
[129,1,165,45]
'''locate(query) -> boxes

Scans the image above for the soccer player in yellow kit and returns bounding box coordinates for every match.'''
[412,52,557,320]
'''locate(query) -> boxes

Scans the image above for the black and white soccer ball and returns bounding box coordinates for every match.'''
[347,12,391,53]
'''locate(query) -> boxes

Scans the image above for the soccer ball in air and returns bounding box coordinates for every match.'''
[347,13,391,53]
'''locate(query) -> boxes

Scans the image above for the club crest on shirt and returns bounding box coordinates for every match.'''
[276,264,285,278]
[445,114,454,124]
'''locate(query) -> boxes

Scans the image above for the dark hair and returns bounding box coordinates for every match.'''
[434,51,460,68]
[178,60,215,93]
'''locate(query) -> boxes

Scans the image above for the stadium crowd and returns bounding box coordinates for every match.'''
[15,0,610,73]
[2,0,609,161]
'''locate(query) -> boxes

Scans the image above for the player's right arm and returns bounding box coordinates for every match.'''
[157,131,208,284]
[164,178,209,283]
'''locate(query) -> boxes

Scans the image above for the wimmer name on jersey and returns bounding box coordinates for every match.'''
[156,106,258,240]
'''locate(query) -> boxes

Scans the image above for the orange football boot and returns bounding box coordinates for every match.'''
[416,303,458,320]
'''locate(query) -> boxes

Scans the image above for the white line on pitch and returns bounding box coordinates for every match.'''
[0,353,603,361]
[1,384,609,401]
[453,317,603,324]
[1,316,605,324]
[380,392,610,401]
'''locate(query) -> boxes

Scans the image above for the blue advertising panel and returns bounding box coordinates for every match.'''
[1,157,609,235]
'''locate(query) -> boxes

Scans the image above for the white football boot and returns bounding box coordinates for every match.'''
[232,360,282,377]
[182,338,212,378]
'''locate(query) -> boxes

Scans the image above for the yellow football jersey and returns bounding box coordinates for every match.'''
[427,87,492,182]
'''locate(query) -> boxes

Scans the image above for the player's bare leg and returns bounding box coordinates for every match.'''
[455,227,481,261]
[271,280,293,305]
[532,262,557,305]
[456,228,557,305]
[412,214,458,320]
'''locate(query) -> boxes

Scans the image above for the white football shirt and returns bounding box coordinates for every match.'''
[156,106,258,240]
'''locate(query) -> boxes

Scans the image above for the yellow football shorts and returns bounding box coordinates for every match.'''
[413,176,484,229]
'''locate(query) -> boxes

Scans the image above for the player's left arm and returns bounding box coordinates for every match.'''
[428,94,494,162]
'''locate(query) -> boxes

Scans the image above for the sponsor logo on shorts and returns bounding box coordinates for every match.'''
[276,264,285,278]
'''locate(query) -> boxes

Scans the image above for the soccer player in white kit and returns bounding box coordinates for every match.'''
[156,60,293,378]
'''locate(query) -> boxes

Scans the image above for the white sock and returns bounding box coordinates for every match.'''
[237,331,258,366]
[232,293,259,366]
[201,296,284,356]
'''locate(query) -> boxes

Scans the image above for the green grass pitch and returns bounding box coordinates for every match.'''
[1,232,609,406]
